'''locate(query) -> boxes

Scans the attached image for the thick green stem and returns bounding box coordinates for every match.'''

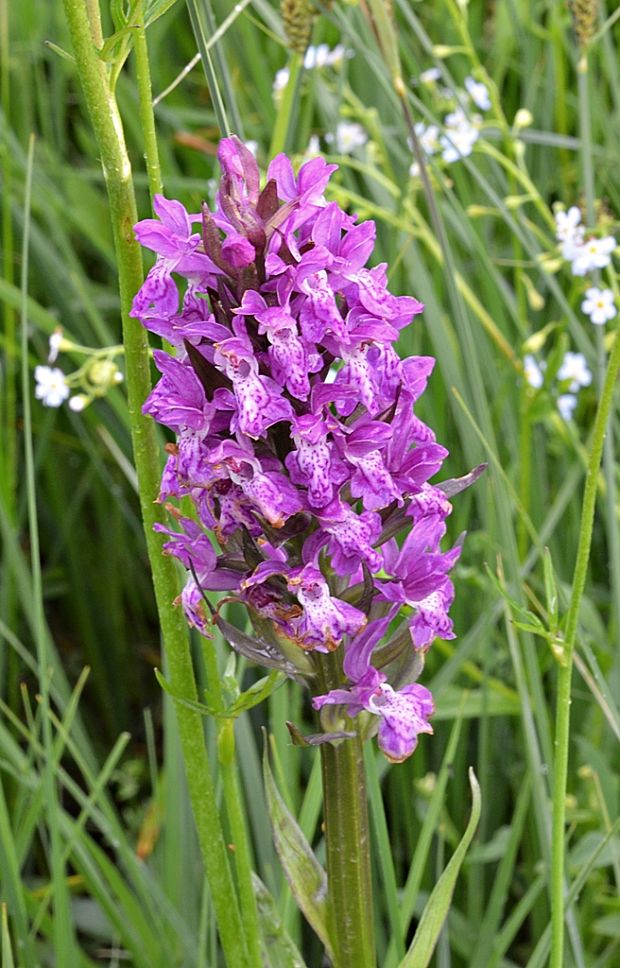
[61,3,248,964]
[317,654,375,968]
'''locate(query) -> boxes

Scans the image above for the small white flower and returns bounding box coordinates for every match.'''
[464,76,491,111]
[440,122,479,162]
[304,134,322,158]
[444,107,468,129]
[560,226,585,262]
[326,121,368,154]
[420,67,441,84]
[302,43,351,70]
[48,329,64,364]
[327,44,351,67]
[245,140,258,158]
[34,365,70,408]
[273,68,290,96]
[569,235,617,276]
[304,44,330,69]
[524,354,545,389]
[581,287,617,326]
[69,395,88,412]
[554,206,581,242]
[558,393,578,421]
[557,351,592,391]
[409,160,421,178]
[414,122,440,156]
[555,207,585,261]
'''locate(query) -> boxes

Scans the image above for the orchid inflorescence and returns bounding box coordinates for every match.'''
[130,136,470,762]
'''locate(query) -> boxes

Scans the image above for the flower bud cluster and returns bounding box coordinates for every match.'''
[131,137,462,762]
[34,328,124,411]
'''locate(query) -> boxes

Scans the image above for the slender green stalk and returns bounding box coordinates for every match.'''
[269,52,303,157]
[0,0,16,518]
[186,0,234,137]
[0,0,19,706]
[21,135,77,962]
[578,54,620,693]
[317,653,375,968]
[188,0,243,136]
[550,48,620,966]
[60,3,248,963]
[134,0,163,200]
[517,395,533,561]
[549,292,620,968]
[201,641,262,966]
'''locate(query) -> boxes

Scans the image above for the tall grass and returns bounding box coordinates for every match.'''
[1,0,619,965]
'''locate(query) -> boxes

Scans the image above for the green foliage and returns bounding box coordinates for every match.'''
[263,741,334,961]
[400,768,481,968]
[2,0,620,964]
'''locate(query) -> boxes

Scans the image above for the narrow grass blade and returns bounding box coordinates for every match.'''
[262,740,334,961]
[400,768,481,968]
[1,904,15,968]
[252,873,308,968]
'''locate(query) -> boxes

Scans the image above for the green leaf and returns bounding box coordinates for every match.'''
[262,741,334,961]
[512,620,548,636]
[1,903,16,968]
[154,668,220,718]
[285,721,356,747]
[156,667,285,719]
[228,671,286,717]
[145,0,181,25]
[251,873,308,968]
[399,768,482,968]
[543,547,559,628]
[98,25,139,63]
[592,913,620,938]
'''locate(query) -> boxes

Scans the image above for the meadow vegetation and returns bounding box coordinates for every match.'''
[1,0,620,965]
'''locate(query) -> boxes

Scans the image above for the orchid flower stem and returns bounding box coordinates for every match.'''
[61,2,248,964]
[317,652,376,968]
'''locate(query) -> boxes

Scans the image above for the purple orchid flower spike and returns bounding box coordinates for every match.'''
[131,134,469,762]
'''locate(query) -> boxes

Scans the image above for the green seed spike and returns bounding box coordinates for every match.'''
[570,0,600,49]
[281,0,315,54]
